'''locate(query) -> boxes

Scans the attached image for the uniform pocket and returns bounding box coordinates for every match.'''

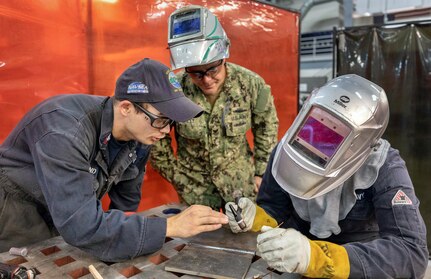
[224,109,251,136]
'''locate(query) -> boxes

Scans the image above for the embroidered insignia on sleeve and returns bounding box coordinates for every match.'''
[391,190,413,205]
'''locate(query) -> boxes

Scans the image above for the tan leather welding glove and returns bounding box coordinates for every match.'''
[225,197,277,233]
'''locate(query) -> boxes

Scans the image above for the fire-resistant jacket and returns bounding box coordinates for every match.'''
[257,143,429,278]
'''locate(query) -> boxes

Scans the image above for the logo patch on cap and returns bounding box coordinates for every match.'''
[127,82,149,94]
[168,71,181,91]
[391,190,412,206]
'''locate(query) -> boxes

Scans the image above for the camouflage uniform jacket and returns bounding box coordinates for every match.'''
[151,63,279,209]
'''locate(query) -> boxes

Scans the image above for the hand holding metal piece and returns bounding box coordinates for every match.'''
[225,197,256,233]
[229,190,247,230]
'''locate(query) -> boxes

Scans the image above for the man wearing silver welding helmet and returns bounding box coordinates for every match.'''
[226,75,428,278]
[150,5,278,209]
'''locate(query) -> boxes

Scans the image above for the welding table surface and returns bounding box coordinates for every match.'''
[0,204,301,279]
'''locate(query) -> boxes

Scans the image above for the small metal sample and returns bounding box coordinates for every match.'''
[9,247,28,257]
[229,204,247,230]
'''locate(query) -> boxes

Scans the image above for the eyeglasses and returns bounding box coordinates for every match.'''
[133,103,174,129]
[185,60,224,80]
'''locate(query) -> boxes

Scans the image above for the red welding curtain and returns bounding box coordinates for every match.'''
[0,0,299,210]
[335,22,431,249]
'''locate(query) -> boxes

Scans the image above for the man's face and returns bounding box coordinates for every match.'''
[115,101,171,145]
[185,59,226,97]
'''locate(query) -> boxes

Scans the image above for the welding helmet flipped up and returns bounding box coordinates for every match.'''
[167,5,230,70]
[272,74,389,200]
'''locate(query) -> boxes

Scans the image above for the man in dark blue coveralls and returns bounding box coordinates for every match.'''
[0,58,228,262]
[226,74,429,278]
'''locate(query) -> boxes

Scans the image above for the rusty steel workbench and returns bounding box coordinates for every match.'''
[0,203,301,279]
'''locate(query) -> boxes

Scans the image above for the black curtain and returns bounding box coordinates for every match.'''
[335,22,431,250]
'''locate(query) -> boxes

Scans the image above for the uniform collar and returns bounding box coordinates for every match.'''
[99,97,114,150]
[99,97,140,151]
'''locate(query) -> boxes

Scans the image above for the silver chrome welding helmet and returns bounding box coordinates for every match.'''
[167,5,230,70]
[272,74,389,199]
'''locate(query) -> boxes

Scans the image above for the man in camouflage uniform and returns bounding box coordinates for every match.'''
[150,5,279,209]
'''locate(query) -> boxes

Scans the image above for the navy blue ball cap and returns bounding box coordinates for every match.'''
[115,58,203,122]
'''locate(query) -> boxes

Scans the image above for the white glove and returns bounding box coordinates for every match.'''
[225,197,256,233]
[257,226,311,274]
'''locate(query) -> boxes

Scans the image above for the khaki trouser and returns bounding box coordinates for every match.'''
[0,175,57,252]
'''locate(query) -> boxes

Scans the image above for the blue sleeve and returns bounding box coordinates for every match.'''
[33,133,166,262]
[345,148,429,278]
